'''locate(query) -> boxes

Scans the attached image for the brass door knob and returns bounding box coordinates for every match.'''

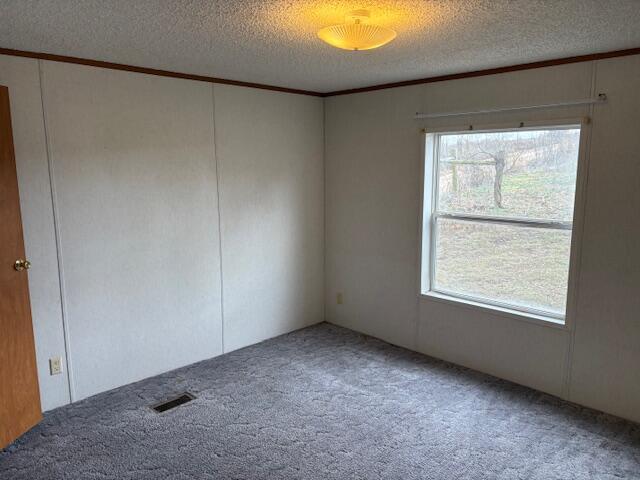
[14,259,31,272]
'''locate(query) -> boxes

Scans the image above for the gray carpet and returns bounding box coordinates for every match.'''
[1,323,639,479]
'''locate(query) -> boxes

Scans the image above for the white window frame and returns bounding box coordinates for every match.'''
[420,119,590,327]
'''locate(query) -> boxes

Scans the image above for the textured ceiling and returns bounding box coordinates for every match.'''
[1,0,639,93]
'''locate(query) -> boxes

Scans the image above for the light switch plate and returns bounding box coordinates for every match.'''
[49,356,63,375]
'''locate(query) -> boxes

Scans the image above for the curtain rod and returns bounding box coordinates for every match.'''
[414,93,607,119]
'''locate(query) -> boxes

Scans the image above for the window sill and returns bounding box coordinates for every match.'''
[419,291,569,330]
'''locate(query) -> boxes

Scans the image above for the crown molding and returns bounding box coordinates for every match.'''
[2,46,639,98]
[323,47,640,97]
[0,47,323,97]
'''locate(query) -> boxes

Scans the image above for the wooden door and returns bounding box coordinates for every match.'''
[0,85,42,449]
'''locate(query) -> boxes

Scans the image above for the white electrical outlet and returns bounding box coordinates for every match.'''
[49,356,63,375]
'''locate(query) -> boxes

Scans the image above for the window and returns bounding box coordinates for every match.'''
[422,124,583,321]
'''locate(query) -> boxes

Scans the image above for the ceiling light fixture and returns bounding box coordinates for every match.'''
[317,9,396,51]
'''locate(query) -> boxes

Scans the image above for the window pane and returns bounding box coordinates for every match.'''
[437,128,580,221]
[434,218,571,316]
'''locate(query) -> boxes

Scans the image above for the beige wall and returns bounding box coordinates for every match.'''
[325,55,640,423]
[214,85,325,352]
[1,55,325,409]
[568,57,640,418]
[39,62,224,401]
